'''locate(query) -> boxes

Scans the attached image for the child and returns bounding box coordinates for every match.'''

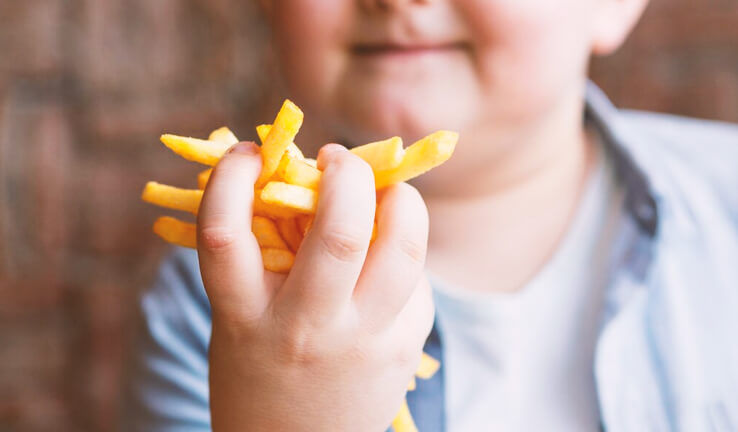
[125,0,738,430]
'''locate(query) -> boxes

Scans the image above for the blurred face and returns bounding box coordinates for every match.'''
[267,0,640,188]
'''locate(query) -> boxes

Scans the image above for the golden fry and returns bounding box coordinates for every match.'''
[278,158,321,190]
[391,399,418,432]
[153,216,197,249]
[261,247,295,273]
[256,100,304,186]
[256,124,271,142]
[350,136,404,172]
[252,216,289,249]
[374,131,458,189]
[257,124,304,159]
[197,169,212,190]
[254,190,299,219]
[296,215,314,236]
[415,352,440,379]
[260,181,317,214]
[407,377,417,391]
[142,182,203,214]
[304,158,317,167]
[208,126,239,145]
[277,218,303,253]
[160,134,231,166]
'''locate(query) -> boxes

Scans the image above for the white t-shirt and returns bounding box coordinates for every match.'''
[432,147,622,432]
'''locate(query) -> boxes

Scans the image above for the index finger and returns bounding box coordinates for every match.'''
[197,141,267,322]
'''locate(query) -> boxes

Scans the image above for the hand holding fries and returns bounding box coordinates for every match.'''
[141,99,456,431]
[200,141,434,431]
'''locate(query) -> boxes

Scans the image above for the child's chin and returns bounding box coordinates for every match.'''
[341,93,467,143]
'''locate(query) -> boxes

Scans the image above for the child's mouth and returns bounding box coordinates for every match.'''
[351,42,468,59]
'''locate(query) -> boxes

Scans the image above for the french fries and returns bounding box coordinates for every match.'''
[197,169,212,190]
[257,100,304,186]
[277,157,322,190]
[374,131,457,189]
[160,134,231,166]
[208,126,239,145]
[416,352,441,379]
[391,400,418,432]
[143,100,454,432]
[350,136,404,171]
[260,248,295,273]
[142,182,202,214]
[252,216,289,250]
[152,216,197,249]
[277,218,303,253]
[261,181,318,214]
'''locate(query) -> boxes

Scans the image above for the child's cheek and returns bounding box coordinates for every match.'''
[272,0,352,106]
[457,0,594,113]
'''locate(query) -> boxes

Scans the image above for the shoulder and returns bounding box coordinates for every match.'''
[613,110,738,217]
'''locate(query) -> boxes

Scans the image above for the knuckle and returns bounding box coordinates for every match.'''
[394,343,423,371]
[198,224,238,252]
[397,235,427,265]
[319,227,367,262]
[278,327,322,365]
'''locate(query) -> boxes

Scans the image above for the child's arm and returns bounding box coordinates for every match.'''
[200,142,433,431]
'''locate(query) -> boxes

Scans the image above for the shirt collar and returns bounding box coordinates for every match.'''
[585,81,660,239]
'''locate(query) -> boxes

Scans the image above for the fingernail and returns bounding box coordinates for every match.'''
[227,141,259,155]
[323,143,347,153]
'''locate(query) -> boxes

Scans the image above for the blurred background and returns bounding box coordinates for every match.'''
[1,0,737,430]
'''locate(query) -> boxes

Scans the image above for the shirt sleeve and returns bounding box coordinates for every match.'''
[122,247,213,431]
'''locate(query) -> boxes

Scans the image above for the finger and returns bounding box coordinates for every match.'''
[277,145,375,321]
[197,141,267,321]
[354,182,429,328]
[393,276,435,348]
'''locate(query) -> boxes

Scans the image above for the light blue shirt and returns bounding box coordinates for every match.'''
[123,83,738,431]
[433,139,619,431]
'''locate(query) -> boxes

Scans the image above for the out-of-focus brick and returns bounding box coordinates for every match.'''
[0,0,65,75]
[0,88,72,281]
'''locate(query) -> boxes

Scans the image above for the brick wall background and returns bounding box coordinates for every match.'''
[1,1,736,430]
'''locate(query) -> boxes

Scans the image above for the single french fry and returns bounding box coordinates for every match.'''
[277,218,303,253]
[391,399,418,432]
[374,131,458,189]
[304,158,317,167]
[208,126,239,145]
[261,181,317,214]
[256,100,304,186]
[252,216,289,249]
[296,215,314,235]
[350,136,404,172]
[197,168,212,190]
[256,124,271,142]
[407,377,417,391]
[254,191,299,219]
[415,352,440,379]
[142,182,203,214]
[160,134,231,166]
[261,247,295,273]
[153,216,197,249]
[278,158,321,190]
[256,124,304,160]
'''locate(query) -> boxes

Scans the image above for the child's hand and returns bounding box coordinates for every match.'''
[197,141,434,431]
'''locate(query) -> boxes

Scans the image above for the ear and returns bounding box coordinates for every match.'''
[591,0,650,55]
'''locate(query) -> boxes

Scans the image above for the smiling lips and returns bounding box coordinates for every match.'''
[351,41,467,58]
